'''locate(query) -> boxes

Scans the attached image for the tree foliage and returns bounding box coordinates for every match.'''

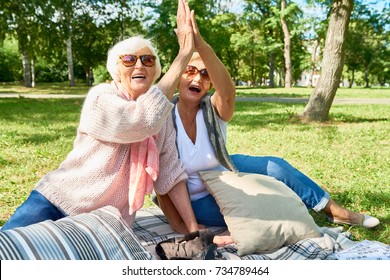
[0,0,388,91]
[344,1,389,87]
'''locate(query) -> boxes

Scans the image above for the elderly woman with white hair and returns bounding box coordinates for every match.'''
[2,0,202,232]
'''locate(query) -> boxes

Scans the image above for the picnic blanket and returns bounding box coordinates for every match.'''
[133,207,390,260]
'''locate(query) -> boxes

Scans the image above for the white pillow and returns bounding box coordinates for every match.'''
[199,171,321,256]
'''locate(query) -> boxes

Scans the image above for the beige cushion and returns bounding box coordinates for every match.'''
[198,171,321,256]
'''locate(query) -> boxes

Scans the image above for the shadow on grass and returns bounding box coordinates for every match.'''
[0,99,81,145]
[0,219,6,227]
[310,187,389,244]
[322,189,389,240]
[236,92,307,98]
[19,126,77,145]
[333,189,390,210]
[0,98,82,121]
[232,102,294,128]
[330,113,389,123]
[232,102,389,129]
[0,91,21,94]
[1,99,388,135]
[0,82,90,95]
[0,156,10,167]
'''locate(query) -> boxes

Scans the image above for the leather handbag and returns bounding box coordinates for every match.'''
[155,229,222,260]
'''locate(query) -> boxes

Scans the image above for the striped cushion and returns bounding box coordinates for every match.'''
[0,206,152,260]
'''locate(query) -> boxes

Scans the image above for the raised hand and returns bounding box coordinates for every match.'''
[189,8,206,49]
[176,0,194,55]
[157,0,195,99]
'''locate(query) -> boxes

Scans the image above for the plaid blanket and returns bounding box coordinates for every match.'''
[133,207,389,260]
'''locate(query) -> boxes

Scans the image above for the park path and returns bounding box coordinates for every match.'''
[1,93,390,105]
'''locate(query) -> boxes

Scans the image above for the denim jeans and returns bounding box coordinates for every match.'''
[191,194,227,227]
[191,154,329,227]
[230,154,329,211]
[1,190,66,231]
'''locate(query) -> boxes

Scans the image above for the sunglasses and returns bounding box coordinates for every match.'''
[119,54,156,67]
[184,65,210,82]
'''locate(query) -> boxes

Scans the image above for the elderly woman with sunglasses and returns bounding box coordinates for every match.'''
[1,0,201,231]
[157,4,380,239]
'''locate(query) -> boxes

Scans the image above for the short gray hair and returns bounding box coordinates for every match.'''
[106,36,161,83]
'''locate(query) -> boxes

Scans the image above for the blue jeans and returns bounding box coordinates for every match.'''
[191,154,329,227]
[1,190,66,231]
[191,194,227,227]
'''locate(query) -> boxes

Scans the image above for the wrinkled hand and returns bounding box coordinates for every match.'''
[176,0,194,54]
[190,9,206,49]
[188,223,206,233]
[213,235,234,247]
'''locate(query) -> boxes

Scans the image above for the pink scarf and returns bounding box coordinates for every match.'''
[111,81,159,215]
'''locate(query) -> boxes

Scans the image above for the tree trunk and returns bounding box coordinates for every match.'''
[31,58,35,88]
[299,0,354,122]
[348,69,355,88]
[22,50,32,88]
[308,39,320,88]
[281,0,292,88]
[251,46,255,87]
[66,36,76,86]
[364,67,370,88]
[86,67,94,86]
[268,51,275,87]
[277,70,283,87]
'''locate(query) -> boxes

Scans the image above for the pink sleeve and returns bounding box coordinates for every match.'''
[79,84,173,144]
[154,116,188,195]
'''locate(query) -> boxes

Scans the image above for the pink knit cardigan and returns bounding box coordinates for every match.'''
[35,83,187,226]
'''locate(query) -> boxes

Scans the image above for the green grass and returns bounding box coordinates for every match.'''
[0,87,389,244]
[228,101,389,243]
[236,86,390,98]
[0,82,90,95]
[1,82,389,98]
[0,98,82,215]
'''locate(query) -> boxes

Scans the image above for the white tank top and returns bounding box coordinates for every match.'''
[175,104,228,201]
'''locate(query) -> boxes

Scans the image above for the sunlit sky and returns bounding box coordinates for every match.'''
[228,0,387,15]
[144,1,388,29]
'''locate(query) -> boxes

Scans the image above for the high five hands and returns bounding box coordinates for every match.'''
[175,0,194,55]
[176,0,206,52]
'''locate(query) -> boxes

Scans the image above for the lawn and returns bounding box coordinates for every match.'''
[1,82,390,98]
[0,82,90,95]
[235,86,390,98]
[0,85,389,244]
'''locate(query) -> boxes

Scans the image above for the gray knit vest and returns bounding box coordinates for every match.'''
[171,94,238,173]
